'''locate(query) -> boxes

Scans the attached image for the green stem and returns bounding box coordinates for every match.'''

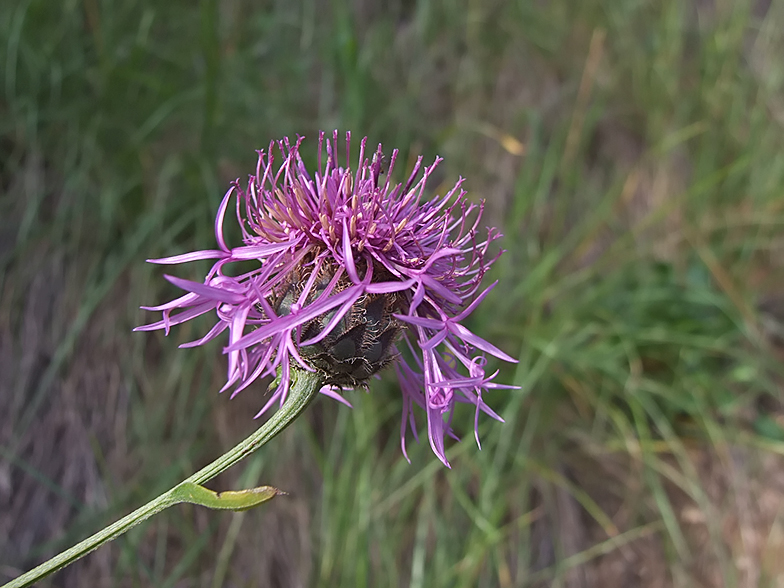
[3,368,324,588]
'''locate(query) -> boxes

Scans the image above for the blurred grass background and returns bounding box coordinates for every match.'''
[2,0,784,586]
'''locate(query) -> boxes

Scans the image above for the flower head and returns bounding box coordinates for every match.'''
[136,131,516,466]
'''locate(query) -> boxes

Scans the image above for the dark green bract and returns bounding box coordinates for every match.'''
[272,261,404,388]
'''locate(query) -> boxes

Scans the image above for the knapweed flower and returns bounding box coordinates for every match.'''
[136,131,516,466]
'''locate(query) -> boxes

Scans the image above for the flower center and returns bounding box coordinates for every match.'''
[269,261,405,388]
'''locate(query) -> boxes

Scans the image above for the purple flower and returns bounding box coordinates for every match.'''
[136,131,517,466]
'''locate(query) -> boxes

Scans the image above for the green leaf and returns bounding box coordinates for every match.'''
[172,482,285,511]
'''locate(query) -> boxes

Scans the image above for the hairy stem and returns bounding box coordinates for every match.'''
[3,368,324,588]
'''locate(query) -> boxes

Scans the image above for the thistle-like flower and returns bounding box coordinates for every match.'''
[136,131,516,466]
